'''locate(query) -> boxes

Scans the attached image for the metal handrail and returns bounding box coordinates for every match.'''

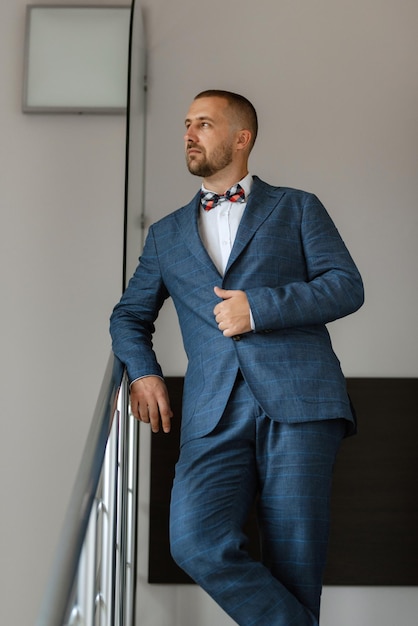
[35,353,135,626]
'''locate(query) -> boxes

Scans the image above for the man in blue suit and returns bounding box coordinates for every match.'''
[110,90,364,625]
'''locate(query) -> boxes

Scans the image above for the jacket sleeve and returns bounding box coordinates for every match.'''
[109,226,169,383]
[246,193,364,331]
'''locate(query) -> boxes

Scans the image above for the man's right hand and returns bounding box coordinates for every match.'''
[129,376,173,434]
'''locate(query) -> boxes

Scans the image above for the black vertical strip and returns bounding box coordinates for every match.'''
[122,0,135,293]
[120,5,140,625]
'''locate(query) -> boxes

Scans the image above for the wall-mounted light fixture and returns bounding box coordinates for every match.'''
[22,5,131,114]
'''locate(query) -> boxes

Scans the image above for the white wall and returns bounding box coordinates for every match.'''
[0,1,417,625]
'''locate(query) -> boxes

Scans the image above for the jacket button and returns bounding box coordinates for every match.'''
[232,335,241,341]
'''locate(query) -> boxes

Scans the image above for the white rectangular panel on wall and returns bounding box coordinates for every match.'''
[22,5,130,113]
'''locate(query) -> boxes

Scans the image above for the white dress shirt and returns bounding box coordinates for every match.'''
[199,173,255,330]
[198,173,253,275]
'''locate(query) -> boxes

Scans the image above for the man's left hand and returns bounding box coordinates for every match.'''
[213,286,252,337]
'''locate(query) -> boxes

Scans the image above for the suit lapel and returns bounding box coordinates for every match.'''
[174,191,222,276]
[174,177,286,277]
[225,177,286,274]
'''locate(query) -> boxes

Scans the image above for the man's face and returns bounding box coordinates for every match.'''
[184,97,236,178]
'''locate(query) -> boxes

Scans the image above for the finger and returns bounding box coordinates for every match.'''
[130,393,144,421]
[214,308,224,322]
[214,302,228,319]
[214,285,229,299]
[147,402,161,433]
[130,399,140,420]
[153,390,173,433]
[160,409,173,434]
[138,398,151,423]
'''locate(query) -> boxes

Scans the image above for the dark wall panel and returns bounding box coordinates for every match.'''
[149,378,418,585]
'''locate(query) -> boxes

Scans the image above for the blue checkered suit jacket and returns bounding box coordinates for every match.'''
[110,176,364,444]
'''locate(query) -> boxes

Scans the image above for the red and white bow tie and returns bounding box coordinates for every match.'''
[200,183,246,211]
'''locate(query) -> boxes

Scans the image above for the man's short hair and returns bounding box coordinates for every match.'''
[194,89,258,150]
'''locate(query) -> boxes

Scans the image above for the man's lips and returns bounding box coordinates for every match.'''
[187,145,202,155]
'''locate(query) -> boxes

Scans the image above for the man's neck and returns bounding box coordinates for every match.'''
[203,168,249,195]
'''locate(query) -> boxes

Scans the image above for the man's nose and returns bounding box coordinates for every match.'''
[185,125,197,142]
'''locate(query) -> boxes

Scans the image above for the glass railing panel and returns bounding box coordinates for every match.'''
[35,355,139,626]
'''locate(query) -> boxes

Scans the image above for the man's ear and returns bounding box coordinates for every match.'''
[236,129,252,151]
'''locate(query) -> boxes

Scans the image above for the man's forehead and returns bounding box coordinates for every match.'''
[185,96,229,121]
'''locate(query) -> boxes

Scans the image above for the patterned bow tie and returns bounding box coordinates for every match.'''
[200,183,246,211]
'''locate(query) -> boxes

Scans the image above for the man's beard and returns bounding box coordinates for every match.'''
[186,140,234,177]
